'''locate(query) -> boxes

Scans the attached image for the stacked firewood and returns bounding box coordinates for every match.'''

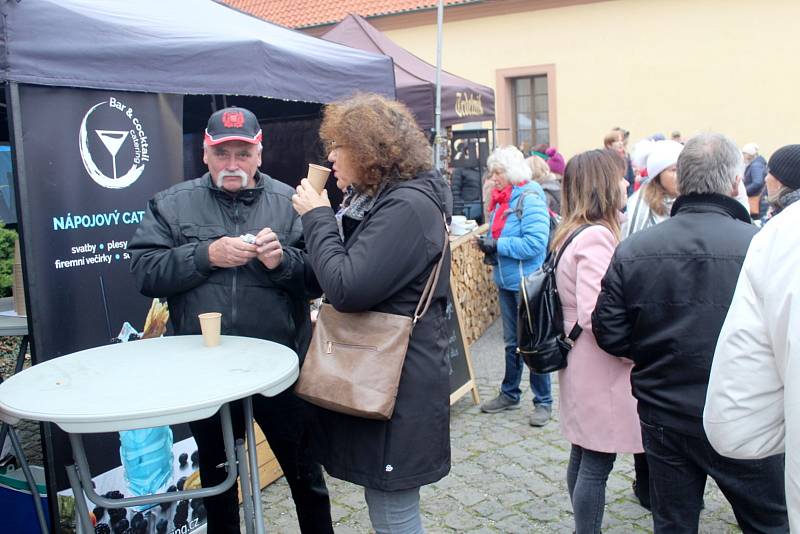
[449,225,499,346]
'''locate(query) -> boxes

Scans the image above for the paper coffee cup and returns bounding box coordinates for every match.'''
[198,312,222,347]
[307,164,331,193]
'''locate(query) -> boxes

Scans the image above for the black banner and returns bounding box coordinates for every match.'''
[12,85,201,532]
[17,86,182,360]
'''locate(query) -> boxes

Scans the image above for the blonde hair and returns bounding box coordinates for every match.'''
[604,131,622,149]
[642,177,670,216]
[526,155,551,184]
[551,149,625,252]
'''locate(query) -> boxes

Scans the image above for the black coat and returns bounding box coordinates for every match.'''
[128,172,315,356]
[451,166,482,203]
[301,170,452,490]
[592,194,758,435]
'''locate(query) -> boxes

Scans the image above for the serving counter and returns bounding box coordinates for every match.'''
[449,224,499,346]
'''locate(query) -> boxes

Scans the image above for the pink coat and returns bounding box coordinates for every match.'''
[555,225,643,453]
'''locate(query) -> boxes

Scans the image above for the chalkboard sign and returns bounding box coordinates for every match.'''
[446,286,480,405]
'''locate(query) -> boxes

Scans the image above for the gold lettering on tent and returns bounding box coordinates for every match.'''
[455,92,484,118]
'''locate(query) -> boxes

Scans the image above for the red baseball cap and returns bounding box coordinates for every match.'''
[204,107,263,146]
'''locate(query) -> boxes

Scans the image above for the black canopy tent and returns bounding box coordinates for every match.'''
[321,14,494,133]
[0,0,396,184]
[0,1,394,531]
[1,0,394,102]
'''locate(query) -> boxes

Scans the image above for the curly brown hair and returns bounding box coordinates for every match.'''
[319,93,432,195]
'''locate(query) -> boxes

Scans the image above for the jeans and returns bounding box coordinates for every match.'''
[498,288,552,405]
[189,390,333,534]
[633,452,650,500]
[364,486,424,534]
[566,444,616,534]
[640,419,788,534]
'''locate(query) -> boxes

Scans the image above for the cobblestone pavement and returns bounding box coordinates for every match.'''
[256,319,743,533]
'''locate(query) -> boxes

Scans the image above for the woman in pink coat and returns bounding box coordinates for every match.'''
[552,149,643,533]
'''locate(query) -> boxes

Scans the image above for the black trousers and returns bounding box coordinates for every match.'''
[189,389,333,533]
[640,419,788,534]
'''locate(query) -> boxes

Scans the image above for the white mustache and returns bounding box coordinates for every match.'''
[215,169,249,189]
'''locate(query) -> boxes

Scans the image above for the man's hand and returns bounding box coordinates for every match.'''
[208,236,258,268]
[254,228,283,270]
[292,178,331,216]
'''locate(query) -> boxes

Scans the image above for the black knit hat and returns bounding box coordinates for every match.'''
[768,144,800,189]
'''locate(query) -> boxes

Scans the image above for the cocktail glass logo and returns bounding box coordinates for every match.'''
[79,97,149,189]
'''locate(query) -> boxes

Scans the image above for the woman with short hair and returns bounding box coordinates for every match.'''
[475,146,552,426]
[527,154,561,215]
[292,93,451,534]
[553,149,642,534]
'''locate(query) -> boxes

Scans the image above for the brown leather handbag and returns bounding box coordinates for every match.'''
[295,218,448,420]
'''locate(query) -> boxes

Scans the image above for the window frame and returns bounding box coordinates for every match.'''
[496,64,557,149]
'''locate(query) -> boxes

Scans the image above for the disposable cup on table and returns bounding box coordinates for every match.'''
[198,312,221,347]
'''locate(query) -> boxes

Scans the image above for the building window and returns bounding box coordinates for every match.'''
[512,75,549,148]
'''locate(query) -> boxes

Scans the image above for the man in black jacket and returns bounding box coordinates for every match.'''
[450,165,482,222]
[128,107,332,533]
[592,133,788,533]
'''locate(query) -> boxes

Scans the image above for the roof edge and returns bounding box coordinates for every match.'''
[296,0,484,30]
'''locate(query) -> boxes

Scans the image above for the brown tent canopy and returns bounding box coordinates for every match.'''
[322,14,494,132]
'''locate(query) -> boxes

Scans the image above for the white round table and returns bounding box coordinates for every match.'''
[0,335,299,534]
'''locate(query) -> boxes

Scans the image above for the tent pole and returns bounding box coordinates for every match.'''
[434,0,444,172]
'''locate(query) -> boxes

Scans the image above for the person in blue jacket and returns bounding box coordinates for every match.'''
[742,142,768,219]
[475,145,552,426]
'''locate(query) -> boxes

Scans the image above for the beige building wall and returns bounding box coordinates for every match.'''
[382,0,800,159]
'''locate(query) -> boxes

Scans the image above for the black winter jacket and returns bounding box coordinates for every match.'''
[592,194,758,436]
[451,166,482,203]
[128,172,315,356]
[302,170,452,491]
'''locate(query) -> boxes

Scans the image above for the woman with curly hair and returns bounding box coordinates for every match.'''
[292,93,451,533]
[475,146,552,426]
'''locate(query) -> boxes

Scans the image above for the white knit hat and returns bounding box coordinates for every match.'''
[631,139,656,170]
[741,142,759,156]
[646,140,684,180]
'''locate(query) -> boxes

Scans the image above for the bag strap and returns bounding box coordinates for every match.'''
[513,189,537,219]
[552,224,593,341]
[553,224,592,269]
[413,213,449,325]
[566,323,583,342]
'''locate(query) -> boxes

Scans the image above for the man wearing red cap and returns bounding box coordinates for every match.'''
[129,107,333,533]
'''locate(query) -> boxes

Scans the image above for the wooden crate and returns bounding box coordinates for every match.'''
[237,423,283,500]
[449,224,499,346]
